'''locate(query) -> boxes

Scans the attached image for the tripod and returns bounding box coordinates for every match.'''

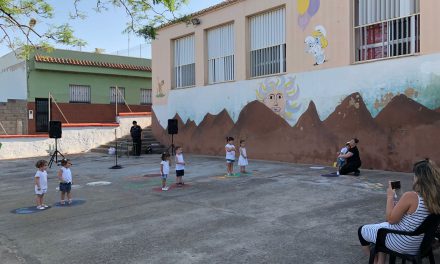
[110,129,122,169]
[49,138,65,168]
[167,134,175,156]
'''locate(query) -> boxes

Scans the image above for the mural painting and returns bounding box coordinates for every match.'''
[297,0,320,30]
[152,54,440,172]
[305,25,328,65]
[156,78,165,98]
[256,76,301,125]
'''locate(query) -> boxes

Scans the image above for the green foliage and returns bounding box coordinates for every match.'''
[0,0,189,56]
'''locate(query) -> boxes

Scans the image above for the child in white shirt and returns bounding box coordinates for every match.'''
[160,152,171,191]
[34,160,48,210]
[225,136,236,176]
[336,143,350,175]
[58,159,73,205]
[175,146,185,186]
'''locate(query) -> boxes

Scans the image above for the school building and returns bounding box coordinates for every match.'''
[151,0,440,172]
[0,49,152,134]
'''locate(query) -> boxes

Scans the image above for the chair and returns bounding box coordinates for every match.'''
[368,214,440,264]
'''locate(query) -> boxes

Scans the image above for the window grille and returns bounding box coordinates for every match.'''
[69,84,91,103]
[354,0,420,62]
[174,35,195,88]
[110,87,125,103]
[249,8,286,77]
[140,89,152,104]
[207,23,235,84]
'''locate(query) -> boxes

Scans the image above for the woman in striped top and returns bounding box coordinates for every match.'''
[358,159,440,264]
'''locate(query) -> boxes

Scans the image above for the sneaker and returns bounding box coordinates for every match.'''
[42,204,49,208]
[60,200,65,205]
[37,206,45,210]
[354,171,360,176]
[162,186,169,191]
[67,199,73,205]
[336,171,340,176]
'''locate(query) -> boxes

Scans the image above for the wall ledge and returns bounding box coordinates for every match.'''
[0,134,48,139]
[63,123,119,127]
[119,112,151,116]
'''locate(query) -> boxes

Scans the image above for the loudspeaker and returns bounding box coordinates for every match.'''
[49,121,62,139]
[167,119,178,135]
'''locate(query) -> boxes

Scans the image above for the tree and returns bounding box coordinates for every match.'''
[0,0,189,56]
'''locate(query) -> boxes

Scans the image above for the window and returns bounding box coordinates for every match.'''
[249,8,286,78]
[140,89,152,104]
[69,84,91,103]
[174,35,195,88]
[354,0,420,62]
[207,23,235,84]
[110,87,125,103]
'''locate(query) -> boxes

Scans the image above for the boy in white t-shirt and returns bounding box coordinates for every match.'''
[336,142,350,175]
[58,159,73,205]
[160,152,171,191]
[225,136,236,176]
[34,160,49,210]
[175,146,185,186]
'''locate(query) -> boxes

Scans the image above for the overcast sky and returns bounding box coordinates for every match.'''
[0,0,223,58]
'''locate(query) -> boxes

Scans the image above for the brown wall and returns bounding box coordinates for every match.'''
[0,99,28,135]
[27,102,151,134]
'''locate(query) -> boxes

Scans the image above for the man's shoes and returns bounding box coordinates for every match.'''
[354,171,360,176]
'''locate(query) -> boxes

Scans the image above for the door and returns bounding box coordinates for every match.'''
[35,98,49,132]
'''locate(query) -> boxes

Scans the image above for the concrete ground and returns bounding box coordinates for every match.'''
[0,153,438,264]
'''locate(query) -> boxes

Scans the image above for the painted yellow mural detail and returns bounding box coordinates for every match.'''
[256,76,301,123]
[297,0,320,30]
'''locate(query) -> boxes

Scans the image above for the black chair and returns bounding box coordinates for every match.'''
[368,214,440,264]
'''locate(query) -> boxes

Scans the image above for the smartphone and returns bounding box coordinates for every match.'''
[391,180,401,190]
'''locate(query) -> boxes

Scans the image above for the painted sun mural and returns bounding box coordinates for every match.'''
[256,76,302,125]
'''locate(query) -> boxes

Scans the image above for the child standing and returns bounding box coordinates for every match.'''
[58,159,73,205]
[238,140,248,173]
[225,137,236,176]
[34,160,48,210]
[336,143,350,175]
[175,146,185,186]
[160,152,171,191]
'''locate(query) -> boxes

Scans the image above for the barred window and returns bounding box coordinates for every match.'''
[354,0,420,62]
[140,89,152,104]
[69,84,91,103]
[249,8,286,77]
[207,23,235,84]
[110,87,125,103]
[174,34,195,88]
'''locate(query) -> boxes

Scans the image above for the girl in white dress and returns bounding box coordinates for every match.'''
[238,140,248,173]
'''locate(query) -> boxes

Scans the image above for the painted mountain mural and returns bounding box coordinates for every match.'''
[152,93,440,172]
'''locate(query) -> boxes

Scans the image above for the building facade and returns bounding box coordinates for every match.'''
[0,49,152,134]
[152,0,440,172]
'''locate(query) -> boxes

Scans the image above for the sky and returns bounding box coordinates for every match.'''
[0,0,224,58]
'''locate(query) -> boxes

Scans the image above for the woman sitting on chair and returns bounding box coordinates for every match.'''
[358,159,440,264]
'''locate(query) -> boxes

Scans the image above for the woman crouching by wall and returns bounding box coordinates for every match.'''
[358,159,440,264]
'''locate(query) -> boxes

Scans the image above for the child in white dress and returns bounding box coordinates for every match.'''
[34,160,48,209]
[238,140,248,173]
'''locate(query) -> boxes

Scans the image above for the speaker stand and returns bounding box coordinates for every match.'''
[48,138,65,168]
[167,134,175,156]
[110,130,123,169]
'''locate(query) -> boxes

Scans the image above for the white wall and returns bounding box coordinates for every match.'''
[0,51,27,102]
[0,114,151,159]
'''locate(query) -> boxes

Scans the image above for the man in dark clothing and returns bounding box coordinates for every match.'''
[339,138,362,176]
[130,121,142,156]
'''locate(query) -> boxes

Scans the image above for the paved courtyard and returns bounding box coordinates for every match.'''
[0,153,438,264]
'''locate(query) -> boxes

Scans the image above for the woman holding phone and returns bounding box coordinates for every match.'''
[358,159,440,264]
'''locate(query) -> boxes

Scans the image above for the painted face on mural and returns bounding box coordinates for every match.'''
[265,92,286,114]
[256,76,302,125]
